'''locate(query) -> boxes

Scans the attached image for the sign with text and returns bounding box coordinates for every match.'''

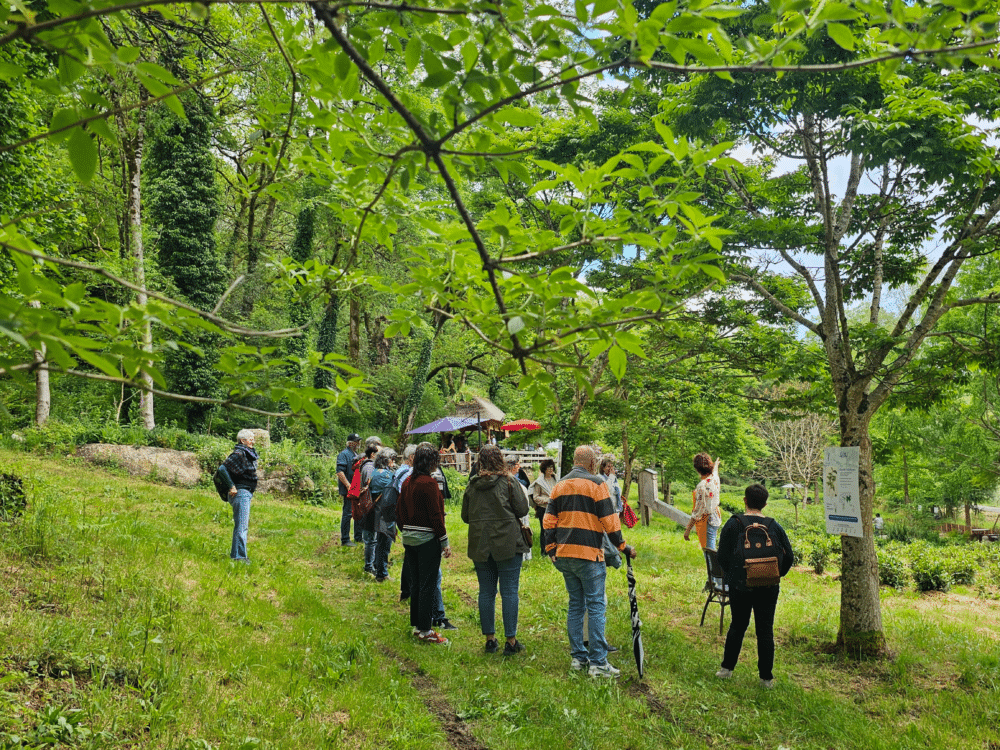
[823,446,863,538]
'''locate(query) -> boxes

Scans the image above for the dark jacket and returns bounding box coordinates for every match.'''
[223,443,258,493]
[461,474,529,562]
[717,513,794,592]
[397,473,449,548]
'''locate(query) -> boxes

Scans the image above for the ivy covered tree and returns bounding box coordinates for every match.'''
[146,92,227,431]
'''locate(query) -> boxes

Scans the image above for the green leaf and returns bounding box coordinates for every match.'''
[67,127,97,184]
[421,70,455,88]
[826,22,855,51]
[404,36,422,74]
[608,344,627,380]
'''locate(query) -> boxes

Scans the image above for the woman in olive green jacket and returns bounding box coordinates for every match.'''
[461,445,529,655]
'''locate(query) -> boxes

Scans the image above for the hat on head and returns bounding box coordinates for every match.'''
[347,433,361,442]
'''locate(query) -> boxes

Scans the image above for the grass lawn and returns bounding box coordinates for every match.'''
[1,449,998,749]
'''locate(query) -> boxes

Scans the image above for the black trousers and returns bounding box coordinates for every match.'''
[404,539,441,632]
[721,585,780,680]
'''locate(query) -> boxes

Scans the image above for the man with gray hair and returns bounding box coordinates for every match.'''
[544,444,636,678]
[216,429,259,562]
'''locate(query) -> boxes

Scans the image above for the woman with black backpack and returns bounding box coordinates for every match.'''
[716,483,794,688]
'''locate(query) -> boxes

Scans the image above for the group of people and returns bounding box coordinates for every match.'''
[217,432,794,685]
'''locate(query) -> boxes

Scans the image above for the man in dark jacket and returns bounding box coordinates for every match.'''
[337,433,361,547]
[716,483,794,688]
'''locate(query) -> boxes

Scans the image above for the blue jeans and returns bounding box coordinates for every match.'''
[474,554,523,638]
[554,557,608,666]
[230,489,252,560]
[340,495,362,543]
[362,528,377,573]
[374,533,393,579]
[706,524,718,551]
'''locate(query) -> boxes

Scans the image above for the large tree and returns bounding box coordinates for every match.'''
[663,12,1000,652]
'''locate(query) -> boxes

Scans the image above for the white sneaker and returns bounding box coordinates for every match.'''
[716,668,733,679]
[588,661,621,678]
[760,678,774,689]
[570,658,589,671]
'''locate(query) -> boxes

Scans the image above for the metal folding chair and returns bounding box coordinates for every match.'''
[700,548,730,636]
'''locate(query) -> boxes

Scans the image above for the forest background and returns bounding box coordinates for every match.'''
[4,0,1000,658]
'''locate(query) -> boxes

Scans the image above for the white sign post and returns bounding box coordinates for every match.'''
[823,446,864,538]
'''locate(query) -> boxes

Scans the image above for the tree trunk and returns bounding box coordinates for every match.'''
[348,294,361,364]
[834,413,885,655]
[29,300,50,425]
[902,446,910,505]
[128,115,155,429]
[399,335,434,442]
[965,499,972,535]
[621,424,633,502]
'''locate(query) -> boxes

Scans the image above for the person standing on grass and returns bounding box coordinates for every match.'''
[462,445,529,656]
[218,429,259,563]
[336,433,362,547]
[505,454,533,561]
[599,456,624,516]
[529,459,557,557]
[544,445,636,678]
[363,449,396,579]
[684,453,722,551]
[716,484,794,689]
[397,442,452,645]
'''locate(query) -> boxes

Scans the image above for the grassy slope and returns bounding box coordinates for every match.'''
[0,449,998,750]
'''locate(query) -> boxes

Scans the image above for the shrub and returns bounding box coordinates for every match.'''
[876,544,909,589]
[911,547,953,592]
[944,547,977,586]
[0,473,27,519]
[808,545,830,575]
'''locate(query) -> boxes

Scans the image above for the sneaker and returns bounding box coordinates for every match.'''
[502,640,526,656]
[570,658,589,671]
[760,678,774,689]
[375,576,391,583]
[716,668,733,679]
[588,662,621,678]
[485,639,499,654]
[342,540,357,548]
[606,645,620,653]
[434,618,458,631]
[363,569,376,578]
[412,627,420,636]
[417,630,449,645]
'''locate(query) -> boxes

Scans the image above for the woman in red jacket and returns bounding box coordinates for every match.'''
[397,442,452,644]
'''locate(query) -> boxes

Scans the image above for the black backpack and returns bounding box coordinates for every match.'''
[734,515,784,587]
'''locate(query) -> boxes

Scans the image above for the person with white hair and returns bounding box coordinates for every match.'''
[216,429,259,562]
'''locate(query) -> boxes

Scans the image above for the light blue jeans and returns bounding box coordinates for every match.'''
[362,528,378,573]
[706,523,719,552]
[474,554,523,638]
[230,489,252,560]
[554,557,608,666]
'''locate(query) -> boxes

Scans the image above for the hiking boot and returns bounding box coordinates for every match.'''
[760,678,774,689]
[485,639,499,654]
[417,630,449,645]
[342,540,357,548]
[716,668,733,679]
[434,618,458,631]
[570,658,589,671]
[502,640,526,656]
[588,662,621,679]
[606,644,620,653]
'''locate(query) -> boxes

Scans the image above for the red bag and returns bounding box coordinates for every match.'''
[346,458,365,502]
[622,500,638,529]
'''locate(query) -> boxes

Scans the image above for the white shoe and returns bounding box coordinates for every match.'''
[716,668,733,679]
[570,658,589,671]
[588,661,620,678]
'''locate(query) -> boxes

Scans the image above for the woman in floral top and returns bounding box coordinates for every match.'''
[684,453,722,551]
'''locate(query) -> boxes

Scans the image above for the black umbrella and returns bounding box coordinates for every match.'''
[625,554,644,678]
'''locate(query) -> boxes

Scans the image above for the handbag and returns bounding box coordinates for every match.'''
[622,500,638,529]
[506,477,533,548]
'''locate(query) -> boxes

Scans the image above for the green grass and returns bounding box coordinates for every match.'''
[1,449,999,749]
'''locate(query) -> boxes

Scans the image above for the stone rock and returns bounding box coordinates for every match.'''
[76,444,201,487]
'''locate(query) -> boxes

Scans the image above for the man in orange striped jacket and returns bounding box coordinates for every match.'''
[544,445,637,678]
